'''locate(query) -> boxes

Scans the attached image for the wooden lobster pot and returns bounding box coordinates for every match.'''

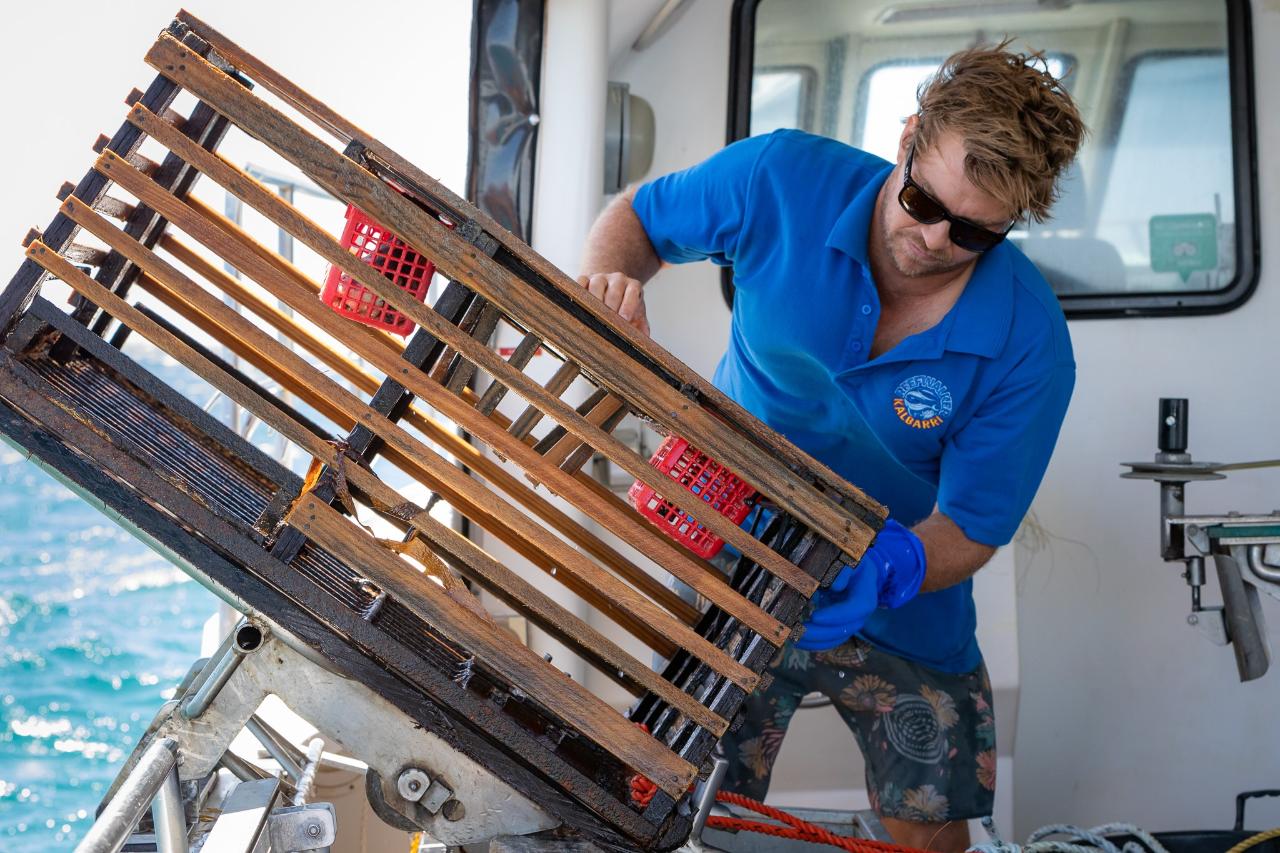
[0,12,884,850]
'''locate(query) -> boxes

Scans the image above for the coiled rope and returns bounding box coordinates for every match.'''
[968,817,1169,853]
[1227,827,1280,853]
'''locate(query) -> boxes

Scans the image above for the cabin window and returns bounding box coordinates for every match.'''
[752,66,818,135]
[851,56,1070,161]
[728,0,1258,317]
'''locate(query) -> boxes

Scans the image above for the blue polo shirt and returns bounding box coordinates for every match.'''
[633,129,1074,673]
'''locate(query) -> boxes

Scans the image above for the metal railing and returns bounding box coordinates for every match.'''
[75,736,186,853]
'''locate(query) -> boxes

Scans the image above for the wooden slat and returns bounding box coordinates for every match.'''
[159,223,699,627]
[171,10,884,530]
[94,196,135,221]
[136,42,866,582]
[434,299,501,394]
[25,240,703,794]
[509,360,580,440]
[62,244,107,266]
[61,198,746,690]
[95,133,788,644]
[475,331,540,416]
[561,401,629,475]
[541,394,627,467]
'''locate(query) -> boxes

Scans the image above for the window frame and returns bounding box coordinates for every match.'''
[725,0,1260,319]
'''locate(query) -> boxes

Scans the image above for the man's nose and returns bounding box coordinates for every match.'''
[919,220,951,251]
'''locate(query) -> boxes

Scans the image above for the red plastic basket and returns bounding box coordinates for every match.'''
[320,204,436,336]
[627,435,758,560]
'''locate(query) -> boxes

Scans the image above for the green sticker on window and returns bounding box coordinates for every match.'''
[1150,214,1218,282]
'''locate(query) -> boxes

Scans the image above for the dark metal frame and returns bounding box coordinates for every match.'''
[466,0,546,242]
[723,0,1260,320]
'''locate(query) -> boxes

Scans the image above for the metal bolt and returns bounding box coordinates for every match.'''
[397,768,431,803]
[306,823,322,838]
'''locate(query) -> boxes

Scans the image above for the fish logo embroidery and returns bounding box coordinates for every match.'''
[893,375,953,430]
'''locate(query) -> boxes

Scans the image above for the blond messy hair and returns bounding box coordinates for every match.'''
[914,39,1086,223]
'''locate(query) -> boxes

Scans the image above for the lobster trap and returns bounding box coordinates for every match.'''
[0,12,885,851]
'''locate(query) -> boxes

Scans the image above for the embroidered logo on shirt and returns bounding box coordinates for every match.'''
[893,375,953,430]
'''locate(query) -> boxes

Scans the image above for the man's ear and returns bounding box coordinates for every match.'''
[896,115,919,165]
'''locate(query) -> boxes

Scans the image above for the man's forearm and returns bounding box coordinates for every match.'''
[912,511,996,592]
[579,186,663,281]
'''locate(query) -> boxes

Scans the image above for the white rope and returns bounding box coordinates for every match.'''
[969,816,1169,853]
[291,737,325,806]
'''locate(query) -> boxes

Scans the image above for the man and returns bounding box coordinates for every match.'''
[578,43,1085,851]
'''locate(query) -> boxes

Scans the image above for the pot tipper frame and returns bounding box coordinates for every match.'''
[0,11,885,851]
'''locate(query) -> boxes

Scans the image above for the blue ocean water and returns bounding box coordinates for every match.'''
[0,358,219,849]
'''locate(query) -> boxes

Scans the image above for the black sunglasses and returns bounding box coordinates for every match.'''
[898,142,1016,253]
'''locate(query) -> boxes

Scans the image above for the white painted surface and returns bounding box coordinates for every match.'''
[0,2,471,279]
[532,0,609,277]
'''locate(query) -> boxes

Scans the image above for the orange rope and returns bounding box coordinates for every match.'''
[707,791,923,853]
[626,725,921,851]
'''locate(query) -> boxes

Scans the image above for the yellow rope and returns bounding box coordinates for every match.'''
[1227,827,1280,853]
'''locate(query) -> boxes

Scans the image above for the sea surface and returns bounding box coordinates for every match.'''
[0,348,220,851]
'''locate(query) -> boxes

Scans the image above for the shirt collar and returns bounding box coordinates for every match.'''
[825,163,1014,360]
[943,243,1014,358]
[825,163,893,266]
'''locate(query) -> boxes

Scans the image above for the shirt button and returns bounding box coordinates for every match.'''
[851,342,863,353]
[861,305,872,315]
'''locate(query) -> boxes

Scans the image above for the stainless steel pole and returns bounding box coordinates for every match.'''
[75,737,180,853]
[151,763,188,853]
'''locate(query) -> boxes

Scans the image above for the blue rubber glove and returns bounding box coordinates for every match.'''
[794,520,927,651]
[795,561,877,650]
[865,519,928,609]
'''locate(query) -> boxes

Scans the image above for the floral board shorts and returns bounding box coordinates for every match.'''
[719,637,997,823]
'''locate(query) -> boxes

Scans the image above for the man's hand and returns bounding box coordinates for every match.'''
[576,272,650,337]
[795,562,878,650]
[795,519,928,651]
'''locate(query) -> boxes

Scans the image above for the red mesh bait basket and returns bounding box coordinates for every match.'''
[320,204,436,336]
[627,435,757,560]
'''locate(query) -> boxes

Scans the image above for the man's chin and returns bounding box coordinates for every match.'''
[890,248,959,279]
